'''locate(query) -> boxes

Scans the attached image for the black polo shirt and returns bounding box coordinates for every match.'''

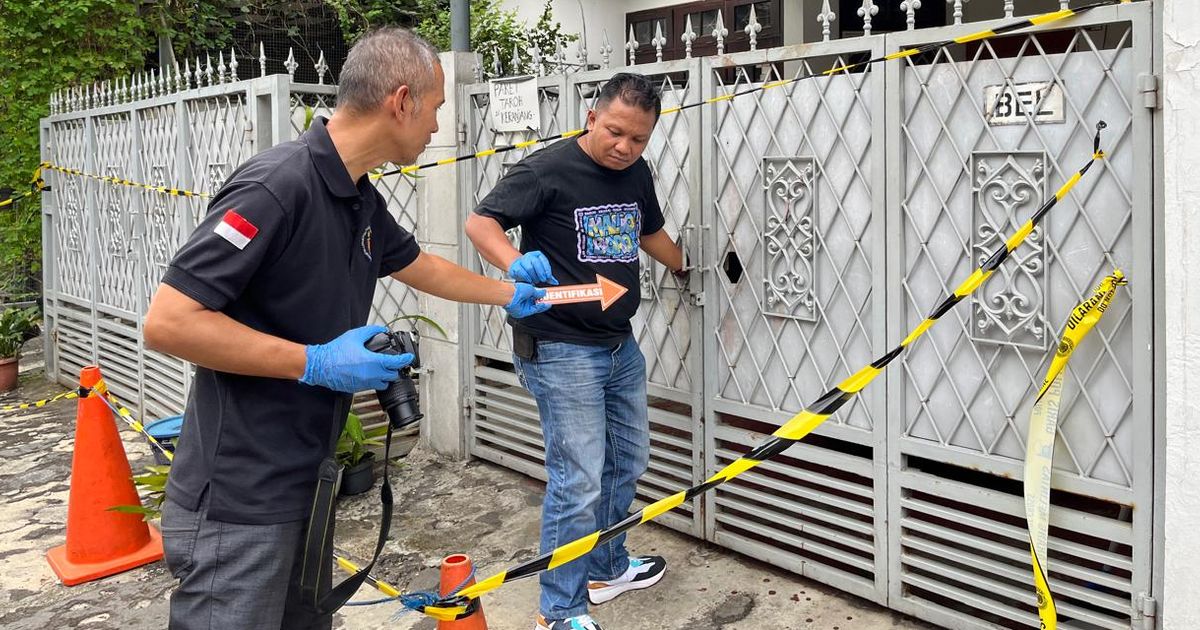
[161,117,421,524]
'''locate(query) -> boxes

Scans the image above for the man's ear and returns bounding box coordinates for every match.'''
[585,109,596,130]
[393,85,413,117]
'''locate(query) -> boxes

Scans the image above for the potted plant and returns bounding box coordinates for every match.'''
[0,306,40,392]
[337,412,383,496]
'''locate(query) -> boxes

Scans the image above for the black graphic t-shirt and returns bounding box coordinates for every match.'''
[474,137,665,345]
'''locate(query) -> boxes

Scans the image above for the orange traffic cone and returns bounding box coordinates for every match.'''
[439,554,489,630]
[46,366,163,585]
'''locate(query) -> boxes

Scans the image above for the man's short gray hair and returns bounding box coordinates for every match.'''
[338,27,440,114]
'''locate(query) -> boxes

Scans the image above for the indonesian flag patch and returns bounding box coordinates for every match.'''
[214,209,258,250]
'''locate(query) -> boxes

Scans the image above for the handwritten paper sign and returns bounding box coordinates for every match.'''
[489,76,540,133]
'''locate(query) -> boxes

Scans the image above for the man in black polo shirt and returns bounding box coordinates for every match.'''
[465,73,685,630]
[142,28,547,629]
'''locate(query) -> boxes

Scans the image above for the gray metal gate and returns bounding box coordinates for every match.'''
[40,64,418,426]
[463,3,1156,627]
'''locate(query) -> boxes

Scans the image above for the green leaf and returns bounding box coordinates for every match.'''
[385,314,448,339]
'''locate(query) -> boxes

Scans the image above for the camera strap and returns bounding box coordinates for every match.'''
[299,411,395,616]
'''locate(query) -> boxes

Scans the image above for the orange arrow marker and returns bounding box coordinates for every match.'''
[539,274,628,311]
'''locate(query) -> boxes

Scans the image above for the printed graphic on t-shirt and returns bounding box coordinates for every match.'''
[574,203,641,263]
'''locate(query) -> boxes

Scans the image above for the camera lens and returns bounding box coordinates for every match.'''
[379,374,423,429]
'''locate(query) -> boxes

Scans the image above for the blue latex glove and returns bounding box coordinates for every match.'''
[299,325,415,393]
[506,283,550,319]
[507,251,559,286]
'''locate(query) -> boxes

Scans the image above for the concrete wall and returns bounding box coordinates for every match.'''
[1162,2,1200,627]
[414,51,477,458]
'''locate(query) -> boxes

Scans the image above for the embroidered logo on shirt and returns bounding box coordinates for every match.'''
[574,203,640,263]
[361,226,373,261]
[213,209,258,250]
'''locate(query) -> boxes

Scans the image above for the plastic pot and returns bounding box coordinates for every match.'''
[339,451,376,496]
[0,357,17,393]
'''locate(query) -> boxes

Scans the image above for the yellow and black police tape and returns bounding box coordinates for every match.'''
[1024,270,1127,630]
[1,387,80,412]
[2,379,174,462]
[26,1,1128,208]
[402,124,1110,621]
[0,164,48,210]
[38,162,211,199]
[373,0,1129,180]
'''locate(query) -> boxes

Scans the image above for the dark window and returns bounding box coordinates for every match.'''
[837,0,946,34]
[733,1,773,33]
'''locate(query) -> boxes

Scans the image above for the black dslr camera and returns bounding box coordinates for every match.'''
[364,329,423,429]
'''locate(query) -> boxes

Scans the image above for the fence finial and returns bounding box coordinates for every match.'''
[576,33,587,67]
[626,25,639,66]
[315,50,328,84]
[174,62,183,92]
[530,43,544,77]
[859,0,879,36]
[901,0,922,30]
[600,29,613,69]
[682,14,697,59]
[158,67,167,94]
[218,51,227,83]
[149,69,158,98]
[651,21,665,63]
[194,57,203,88]
[284,47,298,79]
[556,37,567,73]
[714,9,728,54]
[205,53,214,86]
[492,49,502,77]
[511,42,522,75]
[259,42,267,77]
[745,4,762,50]
[947,0,966,26]
[229,47,239,81]
[818,0,836,41]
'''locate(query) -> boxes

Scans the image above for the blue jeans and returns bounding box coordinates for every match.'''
[514,334,650,619]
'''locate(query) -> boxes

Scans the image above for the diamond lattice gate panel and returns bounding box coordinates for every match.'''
[464,64,707,538]
[462,74,567,477]
[572,61,705,537]
[884,4,1155,629]
[138,102,190,420]
[702,38,889,604]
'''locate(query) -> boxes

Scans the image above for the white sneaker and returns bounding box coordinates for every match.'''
[586,555,667,605]
[535,613,603,630]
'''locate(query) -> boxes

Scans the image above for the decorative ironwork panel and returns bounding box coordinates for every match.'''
[49,119,91,303]
[761,157,817,322]
[139,105,183,312]
[896,22,1138,492]
[186,94,251,226]
[93,113,137,316]
[711,55,879,433]
[970,151,1047,350]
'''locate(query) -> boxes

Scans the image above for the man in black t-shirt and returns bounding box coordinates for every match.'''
[466,73,685,630]
[142,28,548,630]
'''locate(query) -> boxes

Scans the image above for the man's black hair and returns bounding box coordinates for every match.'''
[594,73,662,123]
